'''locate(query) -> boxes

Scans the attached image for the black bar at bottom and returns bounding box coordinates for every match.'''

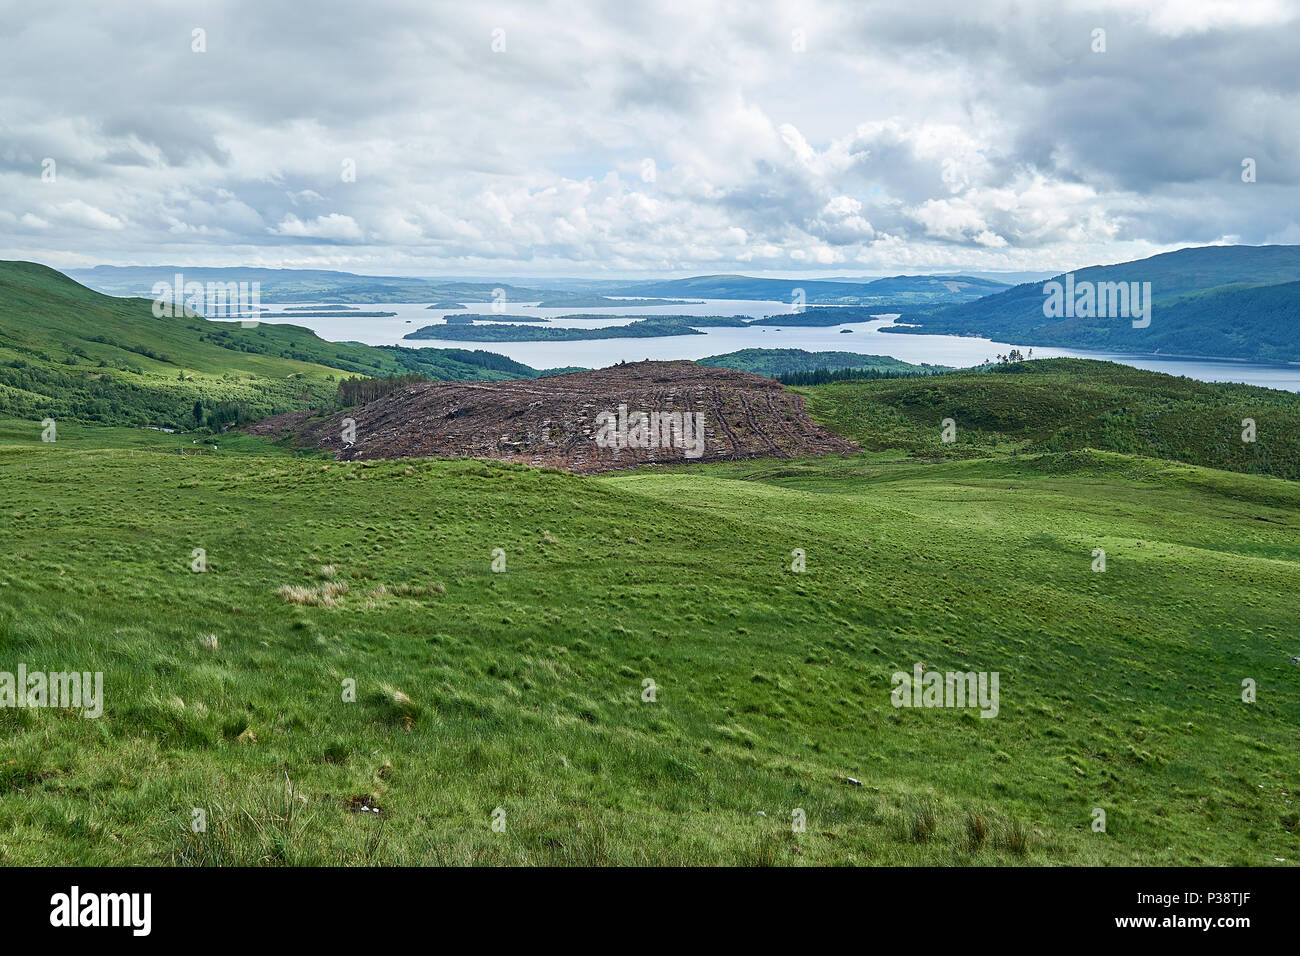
[0,865,1282,942]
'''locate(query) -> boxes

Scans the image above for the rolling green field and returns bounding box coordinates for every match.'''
[1,418,1296,865]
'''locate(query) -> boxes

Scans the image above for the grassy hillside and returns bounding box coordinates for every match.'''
[796,358,1300,478]
[889,245,1300,363]
[3,268,1297,867]
[0,262,543,429]
[1,431,1296,865]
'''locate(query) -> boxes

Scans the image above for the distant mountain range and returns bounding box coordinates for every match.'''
[888,245,1300,364]
[68,266,1006,307]
[605,273,1007,304]
[65,267,628,308]
[53,245,1300,365]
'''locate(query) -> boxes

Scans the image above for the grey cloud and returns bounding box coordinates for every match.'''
[0,0,1295,273]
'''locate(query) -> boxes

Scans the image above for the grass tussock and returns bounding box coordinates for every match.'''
[276,581,349,607]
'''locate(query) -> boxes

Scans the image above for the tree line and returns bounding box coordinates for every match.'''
[336,373,428,407]
[776,366,943,386]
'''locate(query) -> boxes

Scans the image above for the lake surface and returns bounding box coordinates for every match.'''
[233,298,1300,392]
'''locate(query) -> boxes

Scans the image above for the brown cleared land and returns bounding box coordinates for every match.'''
[246,360,857,473]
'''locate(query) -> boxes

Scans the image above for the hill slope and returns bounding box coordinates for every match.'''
[0,262,544,429]
[889,245,1300,363]
[796,358,1300,478]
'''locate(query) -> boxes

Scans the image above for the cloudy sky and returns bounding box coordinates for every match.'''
[1,0,1297,277]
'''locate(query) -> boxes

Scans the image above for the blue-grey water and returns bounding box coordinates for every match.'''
[231,298,1300,392]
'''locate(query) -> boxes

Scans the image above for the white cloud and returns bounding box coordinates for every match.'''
[1090,0,1297,36]
[270,213,363,241]
[0,0,1294,274]
[55,200,125,231]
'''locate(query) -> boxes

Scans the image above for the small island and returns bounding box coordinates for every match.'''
[749,306,907,327]
[442,313,550,324]
[404,314,751,342]
[533,295,699,307]
[254,310,397,318]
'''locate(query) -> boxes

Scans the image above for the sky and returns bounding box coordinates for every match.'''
[1,0,1298,278]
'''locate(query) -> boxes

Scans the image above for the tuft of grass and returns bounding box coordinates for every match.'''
[370,684,420,729]
[964,811,988,852]
[905,797,940,843]
[171,773,318,866]
[994,818,1032,858]
[275,581,349,606]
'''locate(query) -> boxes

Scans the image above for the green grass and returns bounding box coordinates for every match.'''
[3,262,1297,866]
[0,417,308,456]
[796,358,1300,478]
[2,428,1296,865]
